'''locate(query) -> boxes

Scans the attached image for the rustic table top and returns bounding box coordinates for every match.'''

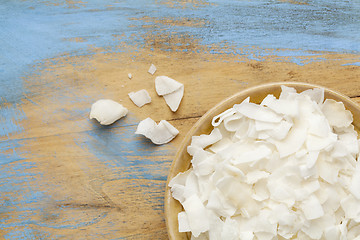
[1,0,360,239]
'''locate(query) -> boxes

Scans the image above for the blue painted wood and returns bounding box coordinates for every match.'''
[0,0,359,239]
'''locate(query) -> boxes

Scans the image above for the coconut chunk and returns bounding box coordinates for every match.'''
[135,117,178,145]
[307,114,331,138]
[324,225,340,240]
[300,88,324,104]
[272,118,308,158]
[322,99,353,128]
[347,223,360,239]
[342,194,360,220]
[245,170,270,184]
[300,195,324,220]
[221,218,239,240]
[178,211,191,233]
[231,144,272,165]
[155,76,183,95]
[128,89,151,107]
[189,128,222,150]
[350,162,360,199]
[301,214,334,239]
[207,190,236,217]
[212,108,237,127]
[148,63,156,75]
[279,85,297,99]
[239,232,254,240]
[261,94,299,117]
[234,101,282,123]
[306,132,337,151]
[89,99,128,125]
[182,195,210,237]
[163,85,184,112]
[208,137,233,153]
[155,76,184,112]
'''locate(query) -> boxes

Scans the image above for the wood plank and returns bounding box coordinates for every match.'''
[1,0,360,239]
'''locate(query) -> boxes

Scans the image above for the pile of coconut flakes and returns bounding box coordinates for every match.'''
[169,86,360,240]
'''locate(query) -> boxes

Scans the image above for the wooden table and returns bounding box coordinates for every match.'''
[1,0,359,239]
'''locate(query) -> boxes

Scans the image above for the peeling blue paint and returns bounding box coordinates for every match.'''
[342,62,360,66]
[0,103,26,137]
[0,142,46,240]
[1,0,359,105]
[77,114,174,181]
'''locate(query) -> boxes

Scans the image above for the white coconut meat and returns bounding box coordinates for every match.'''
[169,86,360,240]
[163,85,184,112]
[135,117,178,145]
[128,89,151,107]
[321,99,353,128]
[148,63,156,75]
[155,76,184,112]
[89,99,128,125]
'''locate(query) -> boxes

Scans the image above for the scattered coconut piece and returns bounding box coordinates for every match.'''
[155,76,183,95]
[135,117,178,145]
[128,73,132,79]
[155,76,184,112]
[89,99,128,125]
[169,86,360,239]
[128,89,151,107]
[163,85,184,112]
[148,63,156,75]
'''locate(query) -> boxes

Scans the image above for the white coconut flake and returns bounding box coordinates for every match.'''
[189,128,222,150]
[324,225,340,240]
[135,117,178,145]
[300,88,324,104]
[234,101,282,123]
[182,195,210,237]
[89,99,128,125]
[272,118,308,157]
[128,89,151,107]
[163,85,184,112]
[155,76,184,112]
[261,94,299,117]
[178,211,191,232]
[169,86,360,240]
[322,99,353,128]
[300,195,324,220]
[349,162,360,199]
[212,108,237,127]
[148,63,156,75]
[245,170,270,184]
[155,75,183,95]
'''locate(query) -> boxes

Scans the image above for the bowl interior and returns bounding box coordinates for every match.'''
[164,82,360,240]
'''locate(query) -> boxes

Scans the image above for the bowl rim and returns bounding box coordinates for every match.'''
[164,81,360,240]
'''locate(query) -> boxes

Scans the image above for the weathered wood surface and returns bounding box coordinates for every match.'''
[0,0,359,239]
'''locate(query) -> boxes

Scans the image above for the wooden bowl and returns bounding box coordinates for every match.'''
[164,82,360,240]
